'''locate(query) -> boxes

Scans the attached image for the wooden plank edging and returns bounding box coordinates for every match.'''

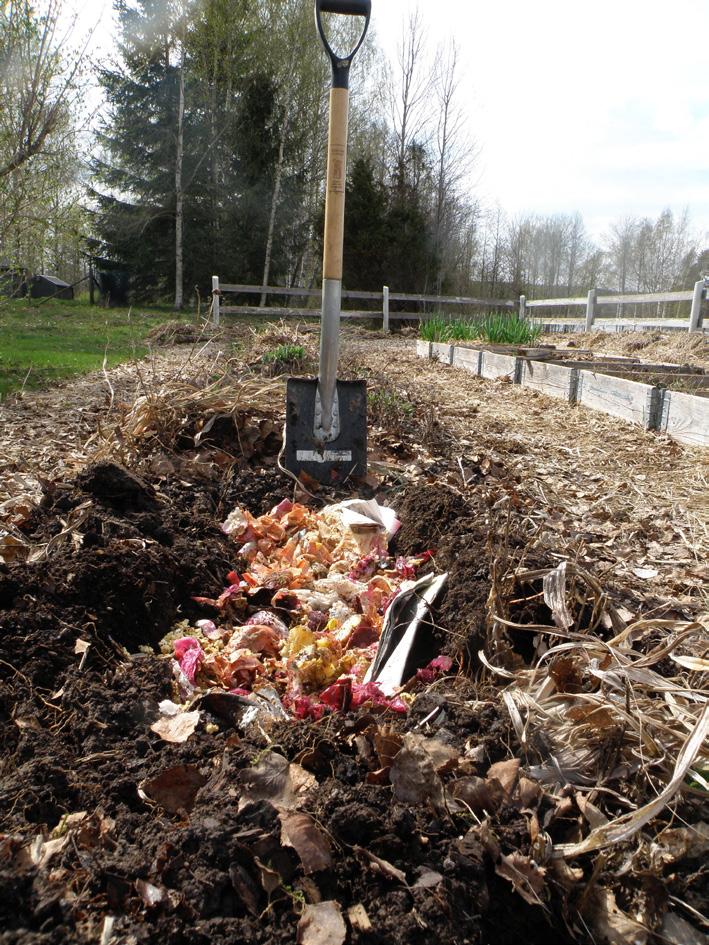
[658,390,709,447]
[414,342,708,446]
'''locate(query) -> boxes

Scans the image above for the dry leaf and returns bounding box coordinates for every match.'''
[390,733,445,808]
[139,764,207,813]
[150,710,200,744]
[229,863,261,915]
[583,887,648,945]
[240,752,292,808]
[449,776,504,815]
[373,728,403,768]
[0,531,31,564]
[413,868,444,889]
[495,852,546,906]
[297,901,346,945]
[279,811,333,874]
[661,911,706,945]
[575,793,609,830]
[516,777,542,809]
[290,764,318,800]
[566,705,619,731]
[543,561,574,629]
[487,758,520,795]
[549,858,583,889]
[649,822,709,868]
[633,567,658,580]
[670,653,709,672]
[239,752,316,811]
[413,735,460,775]
[549,653,585,693]
[365,767,391,785]
[254,856,281,894]
[28,834,68,870]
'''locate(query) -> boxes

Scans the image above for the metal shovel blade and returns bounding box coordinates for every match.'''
[285,378,367,484]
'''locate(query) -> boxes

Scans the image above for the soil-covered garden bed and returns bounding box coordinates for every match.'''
[1,327,707,945]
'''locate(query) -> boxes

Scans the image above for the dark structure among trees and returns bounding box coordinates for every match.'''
[28,274,74,300]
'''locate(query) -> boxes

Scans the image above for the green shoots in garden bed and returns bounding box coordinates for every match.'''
[260,343,307,374]
[420,311,541,346]
[261,343,305,364]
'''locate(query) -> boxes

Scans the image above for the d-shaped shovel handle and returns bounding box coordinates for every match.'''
[315,0,371,88]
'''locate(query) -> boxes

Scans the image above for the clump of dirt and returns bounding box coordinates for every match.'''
[77,461,159,511]
[393,484,495,660]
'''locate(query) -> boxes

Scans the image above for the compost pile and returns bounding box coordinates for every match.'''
[1,369,708,945]
[161,496,440,726]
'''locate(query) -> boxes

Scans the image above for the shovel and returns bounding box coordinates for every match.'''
[284,0,371,484]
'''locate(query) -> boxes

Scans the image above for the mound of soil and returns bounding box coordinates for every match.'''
[0,454,585,945]
[393,484,497,660]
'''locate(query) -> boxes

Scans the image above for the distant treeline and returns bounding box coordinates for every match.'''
[0,1,706,307]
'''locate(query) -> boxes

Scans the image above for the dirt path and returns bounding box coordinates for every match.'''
[348,331,709,613]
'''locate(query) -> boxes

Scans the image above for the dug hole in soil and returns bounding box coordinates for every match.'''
[0,383,703,945]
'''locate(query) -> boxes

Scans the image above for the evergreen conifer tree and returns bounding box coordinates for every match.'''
[91,0,209,301]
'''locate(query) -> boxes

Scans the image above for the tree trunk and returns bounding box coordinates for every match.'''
[174,43,186,311]
[261,89,293,306]
[209,54,220,270]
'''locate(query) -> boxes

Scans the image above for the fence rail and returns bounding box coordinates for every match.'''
[211,277,708,333]
[520,280,707,333]
[211,277,514,330]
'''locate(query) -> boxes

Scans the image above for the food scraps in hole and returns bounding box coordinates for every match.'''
[161,498,444,723]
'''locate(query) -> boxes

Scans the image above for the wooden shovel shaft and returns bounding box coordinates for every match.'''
[322,87,349,281]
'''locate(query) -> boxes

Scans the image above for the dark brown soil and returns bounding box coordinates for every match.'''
[393,484,496,662]
[0,462,580,945]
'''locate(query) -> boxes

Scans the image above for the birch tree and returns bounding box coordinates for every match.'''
[0,0,87,274]
[430,40,477,293]
[389,9,432,192]
[174,25,186,309]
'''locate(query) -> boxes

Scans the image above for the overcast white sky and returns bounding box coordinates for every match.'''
[69,0,709,242]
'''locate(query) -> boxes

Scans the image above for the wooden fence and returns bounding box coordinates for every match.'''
[210,277,708,333]
[520,278,708,333]
[210,278,514,329]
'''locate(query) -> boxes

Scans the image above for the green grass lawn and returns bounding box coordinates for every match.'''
[0,298,193,398]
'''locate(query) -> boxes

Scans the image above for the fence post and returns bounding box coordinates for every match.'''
[519,294,526,320]
[211,275,220,326]
[585,288,597,331]
[688,278,705,332]
[382,285,390,332]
